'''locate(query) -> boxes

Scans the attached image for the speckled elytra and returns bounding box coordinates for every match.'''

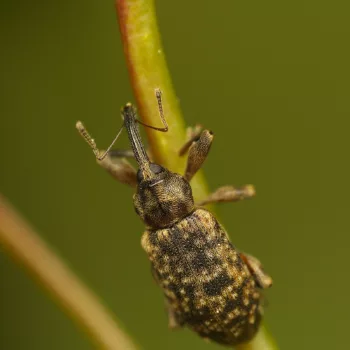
[76,89,272,346]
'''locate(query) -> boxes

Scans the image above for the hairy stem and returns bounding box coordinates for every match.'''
[115,0,278,349]
[0,194,138,350]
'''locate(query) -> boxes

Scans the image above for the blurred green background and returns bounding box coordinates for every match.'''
[1,0,349,349]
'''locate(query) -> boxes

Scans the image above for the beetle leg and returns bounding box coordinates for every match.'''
[178,124,203,156]
[179,128,214,182]
[167,303,185,329]
[76,121,138,187]
[240,253,273,289]
[150,266,185,329]
[97,147,154,187]
[197,185,256,206]
[97,150,137,187]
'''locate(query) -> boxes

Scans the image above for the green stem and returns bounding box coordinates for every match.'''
[115,0,208,202]
[236,326,278,350]
[115,0,278,349]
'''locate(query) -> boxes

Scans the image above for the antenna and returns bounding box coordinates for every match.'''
[76,89,169,161]
[76,121,124,161]
[136,89,168,132]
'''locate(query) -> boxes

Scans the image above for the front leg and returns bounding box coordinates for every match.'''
[76,121,138,187]
[240,253,273,289]
[97,150,137,187]
[179,128,214,182]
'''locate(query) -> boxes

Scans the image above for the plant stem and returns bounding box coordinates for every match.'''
[236,326,278,350]
[115,0,278,349]
[0,194,138,350]
[116,0,209,202]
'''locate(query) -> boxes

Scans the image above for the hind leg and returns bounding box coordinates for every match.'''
[166,302,185,329]
[150,266,185,329]
[240,253,273,289]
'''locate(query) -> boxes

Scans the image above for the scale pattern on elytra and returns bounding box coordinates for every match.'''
[141,208,262,345]
[77,91,271,346]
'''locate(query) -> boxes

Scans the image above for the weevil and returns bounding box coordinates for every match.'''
[76,89,272,346]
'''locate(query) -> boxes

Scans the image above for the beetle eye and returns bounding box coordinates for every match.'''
[150,163,164,174]
[136,169,144,182]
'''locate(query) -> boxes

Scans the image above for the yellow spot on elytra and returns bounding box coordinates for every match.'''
[233,308,241,316]
[234,329,243,338]
[194,239,202,247]
[157,229,169,241]
[182,277,191,284]
[249,314,256,324]
[222,262,229,269]
[235,275,243,285]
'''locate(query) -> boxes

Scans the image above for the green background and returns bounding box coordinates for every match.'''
[1,0,349,349]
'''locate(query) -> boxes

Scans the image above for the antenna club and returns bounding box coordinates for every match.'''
[75,120,84,131]
[243,184,256,197]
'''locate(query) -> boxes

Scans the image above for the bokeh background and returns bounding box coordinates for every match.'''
[1,1,349,349]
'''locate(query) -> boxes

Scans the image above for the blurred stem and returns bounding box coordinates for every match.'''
[116,0,278,349]
[0,194,138,350]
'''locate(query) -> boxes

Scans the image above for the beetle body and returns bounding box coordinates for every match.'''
[142,207,261,345]
[77,91,272,347]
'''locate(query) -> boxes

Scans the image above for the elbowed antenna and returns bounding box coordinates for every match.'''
[122,90,169,178]
[76,121,124,161]
[76,89,169,173]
